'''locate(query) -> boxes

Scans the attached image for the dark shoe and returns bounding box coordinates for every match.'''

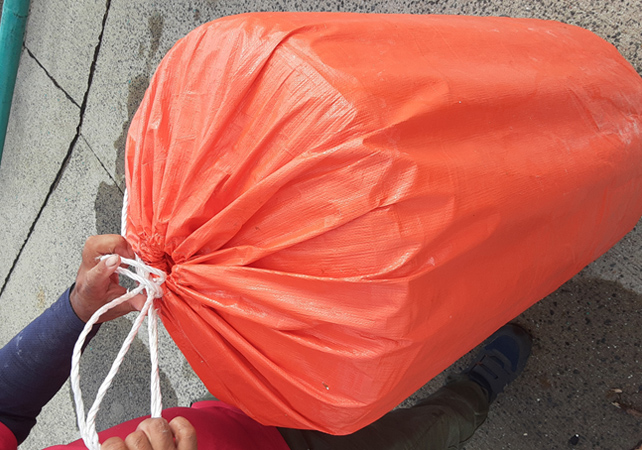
[464,323,532,403]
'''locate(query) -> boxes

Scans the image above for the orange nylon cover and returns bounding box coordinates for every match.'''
[125,13,642,434]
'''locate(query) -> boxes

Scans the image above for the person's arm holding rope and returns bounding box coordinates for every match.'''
[0,235,143,448]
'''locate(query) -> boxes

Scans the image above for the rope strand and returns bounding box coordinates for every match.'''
[71,190,165,450]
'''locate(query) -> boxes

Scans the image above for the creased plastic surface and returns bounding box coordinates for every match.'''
[125,13,642,434]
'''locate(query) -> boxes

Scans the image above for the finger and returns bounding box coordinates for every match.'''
[169,417,197,450]
[103,298,138,321]
[136,418,175,450]
[83,235,134,268]
[128,293,147,312]
[98,282,143,321]
[101,437,129,450]
[85,255,121,293]
[124,430,154,450]
[110,270,121,286]
[113,237,137,261]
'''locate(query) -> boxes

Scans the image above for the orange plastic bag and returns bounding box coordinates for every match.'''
[125,13,642,434]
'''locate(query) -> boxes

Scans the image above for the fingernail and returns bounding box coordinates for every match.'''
[105,255,120,268]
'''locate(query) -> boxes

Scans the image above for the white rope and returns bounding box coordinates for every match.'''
[71,189,165,450]
[120,188,164,419]
[121,188,129,238]
[121,188,163,420]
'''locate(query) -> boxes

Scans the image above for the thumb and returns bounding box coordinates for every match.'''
[104,254,121,271]
[87,255,121,289]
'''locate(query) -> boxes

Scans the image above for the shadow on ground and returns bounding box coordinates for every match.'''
[444,276,642,450]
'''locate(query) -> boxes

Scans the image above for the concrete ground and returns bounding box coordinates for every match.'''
[0,0,641,449]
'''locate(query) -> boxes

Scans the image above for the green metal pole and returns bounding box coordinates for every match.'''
[0,0,30,164]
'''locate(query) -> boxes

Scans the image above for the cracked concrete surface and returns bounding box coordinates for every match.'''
[0,0,110,298]
[23,0,107,106]
[0,1,641,449]
[0,51,79,291]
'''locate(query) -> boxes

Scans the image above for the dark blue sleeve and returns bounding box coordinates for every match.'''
[0,287,100,444]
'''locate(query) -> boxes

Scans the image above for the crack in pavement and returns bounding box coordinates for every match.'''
[81,134,123,195]
[0,0,113,298]
[24,47,81,109]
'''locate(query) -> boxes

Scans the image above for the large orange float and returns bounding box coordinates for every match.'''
[124,13,642,434]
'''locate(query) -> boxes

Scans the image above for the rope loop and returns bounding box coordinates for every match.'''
[70,255,166,450]
[122,256,167,298]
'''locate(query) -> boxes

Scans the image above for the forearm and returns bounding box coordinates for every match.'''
[0,287,100,444]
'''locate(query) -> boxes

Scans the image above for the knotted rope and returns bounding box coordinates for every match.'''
[71,190,165,450]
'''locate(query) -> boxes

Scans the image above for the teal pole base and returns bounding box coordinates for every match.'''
[0,0,31,164]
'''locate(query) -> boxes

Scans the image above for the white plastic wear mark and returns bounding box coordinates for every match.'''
[70,190,166,450]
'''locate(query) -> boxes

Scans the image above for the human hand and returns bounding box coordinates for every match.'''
[101,417,197,450]
[70,235,146,323]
